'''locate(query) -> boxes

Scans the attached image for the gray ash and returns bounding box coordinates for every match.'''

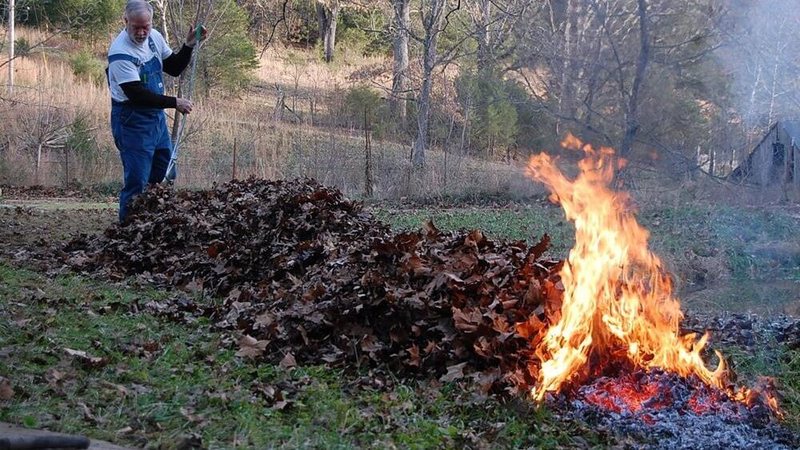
[552,370,797,449]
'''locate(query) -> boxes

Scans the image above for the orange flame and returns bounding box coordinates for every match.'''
[526,133,730,401]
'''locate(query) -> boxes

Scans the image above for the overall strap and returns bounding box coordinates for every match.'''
[107,54,139,92]
[108,53,142,66]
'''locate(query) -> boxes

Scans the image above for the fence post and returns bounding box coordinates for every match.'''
[364,107,373,198]
[232,138,237,181]
[64,148,69,187]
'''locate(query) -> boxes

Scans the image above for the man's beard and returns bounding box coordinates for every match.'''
[128,32,148,45]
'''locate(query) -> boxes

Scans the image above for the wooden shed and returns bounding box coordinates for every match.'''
[729,121,799,187]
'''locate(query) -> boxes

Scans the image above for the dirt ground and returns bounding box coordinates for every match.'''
[0,199,117,258]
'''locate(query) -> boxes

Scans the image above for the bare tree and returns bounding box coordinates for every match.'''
[410,0,460,168]
[509,0,726,177]
[721,0,800,146]
[466,0,531,75]
[152,0,171,43]
[163,0,224,150]
[18,106,70,184]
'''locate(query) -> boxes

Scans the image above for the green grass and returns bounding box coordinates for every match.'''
[373,202,800,281]
[722,344,800,430]
[2,199,799,447]
[639,205,800,280]
[0,263,609,449]
[373,205,575,258]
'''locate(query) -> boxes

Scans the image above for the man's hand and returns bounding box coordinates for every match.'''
[185,24,208,48]
[176,98,193,114]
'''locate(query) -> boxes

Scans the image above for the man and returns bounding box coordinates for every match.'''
[107,0,207,222]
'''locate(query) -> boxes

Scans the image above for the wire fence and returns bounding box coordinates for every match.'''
[1,140,546,203]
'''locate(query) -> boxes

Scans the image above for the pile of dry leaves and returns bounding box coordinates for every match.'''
[65,178,563,395]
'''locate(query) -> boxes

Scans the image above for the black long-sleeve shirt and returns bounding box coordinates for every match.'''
[119,44,194,109]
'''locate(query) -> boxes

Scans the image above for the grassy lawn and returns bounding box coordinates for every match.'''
[376,202,800,295]
[373,205,575,258]
[1,201,799,448]
[0,264,610,449]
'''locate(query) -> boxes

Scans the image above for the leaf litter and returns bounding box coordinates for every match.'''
[63,178,562,397]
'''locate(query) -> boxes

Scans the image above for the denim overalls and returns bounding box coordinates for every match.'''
[109,36,176,222]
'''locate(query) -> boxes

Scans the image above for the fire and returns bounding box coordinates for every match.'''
[524,134,777,413]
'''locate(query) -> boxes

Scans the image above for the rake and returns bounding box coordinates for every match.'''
[164,11,204,183]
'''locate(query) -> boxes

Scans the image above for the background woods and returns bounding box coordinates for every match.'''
[1,0,800,201]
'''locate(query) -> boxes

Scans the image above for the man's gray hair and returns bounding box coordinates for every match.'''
[125,0,154,19]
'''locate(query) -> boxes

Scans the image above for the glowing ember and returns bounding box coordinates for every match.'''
[523,134,780,415]
[577,370,734,416]
[581,375,669,414]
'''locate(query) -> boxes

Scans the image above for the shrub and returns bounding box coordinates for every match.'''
[188,0,259,95]
[456,70,520,157]
[65,114,102,182]
[22,0,125,43]
[337,8,391,58]
[69,50,105,86]
[343,85,391,139]
[14,37,33,58]
[285,0,319,47]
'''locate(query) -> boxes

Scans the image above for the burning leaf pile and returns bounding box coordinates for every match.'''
[65,178,562,394]
[522,135,789,407]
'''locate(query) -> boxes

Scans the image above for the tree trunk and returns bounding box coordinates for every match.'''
[316,2,339,63]
[767,19,788,127]
[390,0,410,123]
[412,0,447,168]
[411,35,435,167]
[364,107,373,198]
[64,147,70,186]
[36,143,42,185]
[557,0,575,136]
[618,0,650,162]
[154,0,169,44]
[475,0,491,74]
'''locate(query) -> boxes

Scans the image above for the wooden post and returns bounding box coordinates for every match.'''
[64,148,69,187]
[8,0,14,95]
[364,107,373,198]
[232,138,237,181]
[35,144,42,185]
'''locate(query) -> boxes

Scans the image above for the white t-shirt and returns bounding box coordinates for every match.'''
[107,29,173,103]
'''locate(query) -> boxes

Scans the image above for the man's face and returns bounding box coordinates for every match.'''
[125,12,152,45]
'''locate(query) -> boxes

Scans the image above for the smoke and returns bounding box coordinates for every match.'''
[717,0,800,131]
